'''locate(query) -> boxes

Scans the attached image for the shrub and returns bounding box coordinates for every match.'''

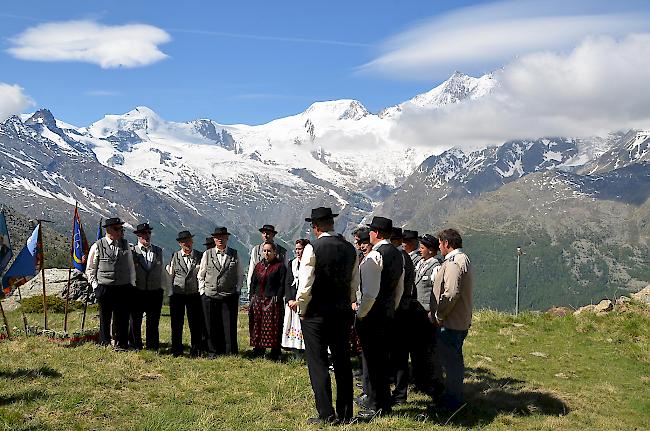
[20,295,85,313]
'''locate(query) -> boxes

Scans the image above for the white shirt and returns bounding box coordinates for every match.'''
[197,247,244,295]
[134,242,155,269]
[296,231,360,316]
[357,239,405,319]
[86,235,136,289]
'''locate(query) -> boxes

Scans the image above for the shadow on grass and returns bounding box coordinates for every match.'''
[0,389,48,406]
[396,367,569,427]
[0,366,62,379]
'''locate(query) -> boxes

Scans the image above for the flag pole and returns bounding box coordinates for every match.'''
[82,218,101,331]
[35,219,52,331]
[63,203,77,333]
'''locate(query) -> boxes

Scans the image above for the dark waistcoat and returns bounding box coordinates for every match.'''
[306,234,357,317]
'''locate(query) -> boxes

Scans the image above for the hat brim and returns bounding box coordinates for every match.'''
[176,235,195,241]
[305,213,338,222]
[133,228,153,235]
[211,232,231,237]
[103,222,125,228]
[259,228,278,234]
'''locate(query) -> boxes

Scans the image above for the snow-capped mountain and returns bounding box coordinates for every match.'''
[379,71,497,118]
[582,129,650,174]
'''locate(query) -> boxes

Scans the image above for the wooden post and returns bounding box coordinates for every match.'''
[16,285,28,334]
[0,300,10,338]
[81,284,89,331]
[35,220,52,331]
[63,203,77,333]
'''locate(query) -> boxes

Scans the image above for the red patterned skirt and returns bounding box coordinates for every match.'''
[249,295,282,349]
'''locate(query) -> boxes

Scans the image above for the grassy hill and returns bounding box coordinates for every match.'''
[1,303,648,430]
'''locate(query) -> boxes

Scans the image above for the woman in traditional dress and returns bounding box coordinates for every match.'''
[249,241,286,360]
[281,239,310,357]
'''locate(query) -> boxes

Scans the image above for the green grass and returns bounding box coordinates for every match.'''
[0,303,648,430]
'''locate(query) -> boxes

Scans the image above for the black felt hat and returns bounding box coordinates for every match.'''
[418,234,439,250]
[203,237,215,247]
[390,227,404,240]
[403,229,418,240]
[259,224,278,234]
[355,230,370,243]
[305,207,339,222]
[103,217,125,228]
[211,226,230,236]
[133,222,153,235]
[366,216,393,232]
[176,230,194,242]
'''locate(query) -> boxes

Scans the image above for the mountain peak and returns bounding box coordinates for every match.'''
[303,99,369,121]
[25,109,57,129]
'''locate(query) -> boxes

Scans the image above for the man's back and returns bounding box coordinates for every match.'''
[309,234,357,316]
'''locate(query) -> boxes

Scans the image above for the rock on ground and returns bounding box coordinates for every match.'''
[632,285,650,305]
[1,268,93,311]
[594,299,614,314]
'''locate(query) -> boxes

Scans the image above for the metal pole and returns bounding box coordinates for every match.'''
[35,219,53,331]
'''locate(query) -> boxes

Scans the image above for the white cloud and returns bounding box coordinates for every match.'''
[0,83,33,122]
[7,20,171,68]
[361,0,650,79]
[392,34,650,150]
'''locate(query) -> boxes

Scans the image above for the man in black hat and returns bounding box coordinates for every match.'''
[402,229,422,268]
[246,224,287,292]
[166,231,204,357]
[129,222,166,350]
[296,207,359,425]
[86,217,136,350]
[388,227,416,405]
[354,216,404,421]
[197,226,242,357]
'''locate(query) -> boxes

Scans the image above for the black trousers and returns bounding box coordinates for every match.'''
[202,294,240,355]
[97,284,132,349]
[302,311,354,421]
[129,288,163,350]
[356,314,392,411]
[169,293,204,356]
[391,308,411,402]
[409,303,443,396]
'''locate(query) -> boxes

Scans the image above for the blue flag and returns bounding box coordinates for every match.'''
[97,218,103,241]
[0,211,12,274]
[72,207,89,272]
[2,224,42,295]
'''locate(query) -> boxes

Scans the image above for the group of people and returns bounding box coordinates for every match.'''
[84,206,474,424]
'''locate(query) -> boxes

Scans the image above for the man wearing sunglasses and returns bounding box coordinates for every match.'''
[86,217,136,350]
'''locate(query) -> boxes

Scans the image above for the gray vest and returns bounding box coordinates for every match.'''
[132,244,164,291]
[414,257,441,311]
[203,247,239,298]
[171,249,201,295]
[96,238,132,286]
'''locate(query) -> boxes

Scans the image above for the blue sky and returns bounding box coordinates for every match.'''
[1,0,649,127]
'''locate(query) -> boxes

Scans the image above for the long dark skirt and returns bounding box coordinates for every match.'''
[249,295,282,349]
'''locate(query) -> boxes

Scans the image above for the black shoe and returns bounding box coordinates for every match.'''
[354,408,389,422]
[391,397,407,406]
[306,416,337,425]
